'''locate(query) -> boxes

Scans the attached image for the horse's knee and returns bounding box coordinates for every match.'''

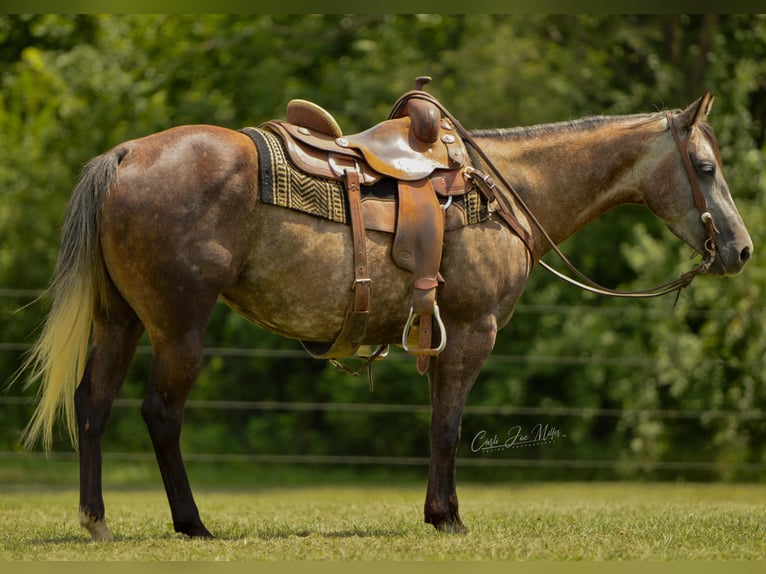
[140,390,161,421]
[430,417,462,458]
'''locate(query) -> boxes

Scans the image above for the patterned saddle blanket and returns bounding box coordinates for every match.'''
[241,126,489,234]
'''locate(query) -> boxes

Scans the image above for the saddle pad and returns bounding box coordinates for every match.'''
[243,126,349,224]
[240,126,489,228]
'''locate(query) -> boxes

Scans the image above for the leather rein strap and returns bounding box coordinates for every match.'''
[407,92,718,299]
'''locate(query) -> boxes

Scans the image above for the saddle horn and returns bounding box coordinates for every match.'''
[390,76,441,149]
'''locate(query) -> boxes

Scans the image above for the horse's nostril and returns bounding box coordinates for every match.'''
[740,245,752,264]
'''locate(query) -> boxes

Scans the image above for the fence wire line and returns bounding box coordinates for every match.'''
[2,450,765,472]
[2,288,763,318]
[1,395,763,421]
[2,343,764,370]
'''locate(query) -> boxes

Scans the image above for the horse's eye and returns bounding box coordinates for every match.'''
[698,163,716,177]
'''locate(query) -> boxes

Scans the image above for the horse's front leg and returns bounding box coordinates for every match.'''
[424,316,497,533]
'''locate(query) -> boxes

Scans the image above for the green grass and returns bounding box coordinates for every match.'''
[1,481,765,560]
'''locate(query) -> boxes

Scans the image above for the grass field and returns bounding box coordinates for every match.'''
[1,479,765,560]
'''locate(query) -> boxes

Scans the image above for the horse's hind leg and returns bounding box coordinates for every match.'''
[141,315,214,538]
[76,292,144,541]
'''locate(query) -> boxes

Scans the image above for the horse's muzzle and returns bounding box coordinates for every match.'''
[708,241,753,276]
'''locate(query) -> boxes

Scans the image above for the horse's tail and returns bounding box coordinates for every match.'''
[19,151,118,452]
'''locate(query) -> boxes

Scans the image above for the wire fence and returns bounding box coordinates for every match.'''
[3,450,766,474]
[3,395,766,421]
[2,288,765,475]
[1,395,765,473]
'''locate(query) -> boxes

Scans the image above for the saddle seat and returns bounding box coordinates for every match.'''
[284,83,466,182]
[265,78,472,371]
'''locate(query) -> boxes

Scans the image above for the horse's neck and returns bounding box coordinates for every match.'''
[474,117,663,255]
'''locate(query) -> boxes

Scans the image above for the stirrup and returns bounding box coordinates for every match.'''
[401,304,447,356]
[356,345,390,360]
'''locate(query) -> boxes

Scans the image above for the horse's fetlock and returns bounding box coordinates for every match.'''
[79,510,113,542]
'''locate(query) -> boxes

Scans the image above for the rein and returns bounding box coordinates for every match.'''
[406,91,718,300]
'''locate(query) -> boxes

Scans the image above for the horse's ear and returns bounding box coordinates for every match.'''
[701,91,715,117]
[678,91,715,128]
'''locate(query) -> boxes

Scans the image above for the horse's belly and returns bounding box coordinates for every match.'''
[222,218,412,343]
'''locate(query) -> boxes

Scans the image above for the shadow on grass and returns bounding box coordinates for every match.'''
[227,527,411,541]
[29,535,94,545]
[29,528,412,545]
[322,528,407,539]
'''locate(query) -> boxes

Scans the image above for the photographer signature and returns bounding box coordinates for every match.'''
[470,424,566,453]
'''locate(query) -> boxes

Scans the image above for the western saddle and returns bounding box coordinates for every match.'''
[259,77,498,374]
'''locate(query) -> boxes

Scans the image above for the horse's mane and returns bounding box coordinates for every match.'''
[470,111,720,162]
[469,112,668,141]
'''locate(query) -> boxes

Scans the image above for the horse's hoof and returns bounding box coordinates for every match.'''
[179,524,214,539]
[191,531,215,539]
[80,511,114,542]
[434,521,469,535]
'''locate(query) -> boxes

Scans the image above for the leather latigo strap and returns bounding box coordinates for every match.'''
[303,168,370,360]
[345,168,371,317]
[331,167,371,356]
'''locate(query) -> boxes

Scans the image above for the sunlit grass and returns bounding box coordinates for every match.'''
[1,483,765,560]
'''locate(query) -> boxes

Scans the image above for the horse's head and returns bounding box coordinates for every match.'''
[644,92,752,276]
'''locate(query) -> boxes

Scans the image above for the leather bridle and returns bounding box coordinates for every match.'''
[408,90,719,299]
[524,112,718,299]
[666,111,718,270]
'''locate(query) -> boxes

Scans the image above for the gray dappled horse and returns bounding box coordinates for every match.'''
[20,92,752,540]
